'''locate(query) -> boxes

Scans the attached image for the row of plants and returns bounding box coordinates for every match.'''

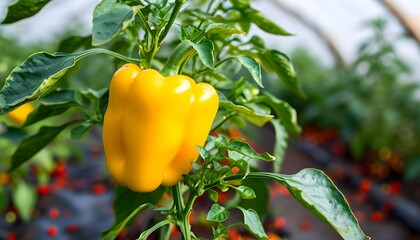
[278,19,420,181]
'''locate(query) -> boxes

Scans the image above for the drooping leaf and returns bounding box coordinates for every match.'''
[100,186,165,240]
[258,169,370,240]
[9,121,77,172]
[206,23,244,36]
[11,181,37,221]
[219,100,272,127]
[23,90,78,127]
[206,203,230,222]
[92,0,140,46]
[236,177,269,217]
[71,122,93,139]
[0,48,136,115]
[212,135,275,161]
[189,40,215,69]
[2,0,51,24]
[270,119,289,173]
[236,207,268,239]
[235,56,263,88]
[245,9,293,36]
[255,92,301,134]
[260,50,305,97]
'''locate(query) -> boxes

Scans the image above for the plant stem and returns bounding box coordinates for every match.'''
[161,41,195,76]
[159,0,187,44]
[172,183,193,240]
[138,219,174,240]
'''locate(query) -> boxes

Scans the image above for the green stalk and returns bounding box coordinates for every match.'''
[161,41,195,76]
[78,48,141,64]
[172,183,193,240]
[159,0,187,44]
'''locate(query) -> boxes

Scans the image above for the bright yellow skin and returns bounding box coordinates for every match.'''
[6,103,33,125]
[103,64,219,192]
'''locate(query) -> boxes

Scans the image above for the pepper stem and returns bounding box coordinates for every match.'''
[161,41,196,76]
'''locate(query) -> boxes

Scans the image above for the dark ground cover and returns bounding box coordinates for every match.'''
[1,128,420,240]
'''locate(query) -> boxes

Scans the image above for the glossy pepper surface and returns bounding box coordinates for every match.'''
[103,64,219,192]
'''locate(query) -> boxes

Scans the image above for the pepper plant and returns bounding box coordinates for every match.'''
[0,0,369,239]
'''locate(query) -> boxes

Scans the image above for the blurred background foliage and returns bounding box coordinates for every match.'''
[274,19,420,180]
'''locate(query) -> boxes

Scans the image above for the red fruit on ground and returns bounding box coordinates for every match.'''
[65,224,79,233]
[371,211,386,222]
[382,201,394,213]
[7,231,16,240]
[49,208,60,219]
[218,192,228,204]
[273,216,286,229]
[388,182,401,194]
[92,183,107,195]
[299,220,311,231]
[37,185,51,195]
[47,225,59,237]
[358,179,372,193]
[227,228,241,239]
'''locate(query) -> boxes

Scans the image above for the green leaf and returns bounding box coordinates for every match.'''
[11,181,37,221]
[9,122,76,172]
[235,56,263,88]
[206,203,230,222]
[255,92,301,134]
[177,26,202,41]
[23,90,78,127]
[100,186,165,240]
[71,122,93,139]
[260,50,305,97]
[245,9,293,36]
[263,169,370,240]
[270,119,288,173]
[212,135,275,161]
[206,23,244,36]
[219,100,272,127]
[92,0,140,46]
[2,0,51,24]
[0,48,135,115]
[189,40,215,69]
[197,146,210,160]
[58,35,93,52]
[207,189,219,202]
[210,107,235,131]
[236,207,268,239]
[236,177,268,217]
[233,186,256,199]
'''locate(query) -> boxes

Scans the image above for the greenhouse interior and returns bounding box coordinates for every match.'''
[1,0,420,239]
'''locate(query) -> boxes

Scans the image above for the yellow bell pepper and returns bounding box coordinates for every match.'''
[103,64,219,192]
[6,103,33,125]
